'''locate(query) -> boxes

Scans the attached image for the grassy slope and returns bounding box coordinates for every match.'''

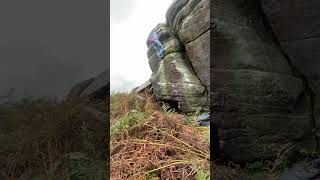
[110,93,210,180]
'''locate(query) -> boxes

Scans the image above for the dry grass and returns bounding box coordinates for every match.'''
[110,93,210,180]
[0,97,108,179]
[110,93,154,125]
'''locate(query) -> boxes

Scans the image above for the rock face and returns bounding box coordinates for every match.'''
[149,0,320,162]
[260,0,320,132]
[147,0,210,112]
[212,0,318,161]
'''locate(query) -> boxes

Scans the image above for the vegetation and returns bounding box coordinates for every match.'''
[214,143,320,179]
[0,97,108,179]
[110,93,210,179]
[2,92,314,179]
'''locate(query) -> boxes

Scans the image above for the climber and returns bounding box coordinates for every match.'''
[148,31,165,59]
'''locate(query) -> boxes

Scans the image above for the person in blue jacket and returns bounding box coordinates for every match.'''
[148,31,165,59]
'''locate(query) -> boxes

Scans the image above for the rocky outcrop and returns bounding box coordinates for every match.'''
[139,0,320,162]
[212,0,318,162]
[81,69,109,99]
[68,78,95,99]
[131,80,152,94]
[149,0,317,161]
[166,0,210,88]
[147,0,210,112]
[68,69,109,100]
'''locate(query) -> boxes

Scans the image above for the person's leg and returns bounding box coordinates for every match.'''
[154,40,165,57]
[159,41,165,50]
[152,42,160,57]
[152,42,162,58]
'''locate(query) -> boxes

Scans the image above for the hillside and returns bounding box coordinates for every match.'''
[110,93,210,179]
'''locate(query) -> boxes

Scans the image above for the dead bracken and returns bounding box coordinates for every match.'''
[110,93,210,180]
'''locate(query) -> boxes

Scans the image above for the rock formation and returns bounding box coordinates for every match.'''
[68,69,110,100]
[146,0,210,112]
[212,0,320,161]
[148,0,320,162]
[131,80,152,94]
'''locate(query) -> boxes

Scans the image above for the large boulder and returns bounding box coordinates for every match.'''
[81,69,109,99]
[166,0,210,89]
[147,0,210,112]
[147,24,208,112]
[212,0,314,161]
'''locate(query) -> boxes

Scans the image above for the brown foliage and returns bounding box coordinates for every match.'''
[0,97,107,179]
[110,93,209,180]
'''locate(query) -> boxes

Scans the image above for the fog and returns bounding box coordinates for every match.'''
[0,0,109,102]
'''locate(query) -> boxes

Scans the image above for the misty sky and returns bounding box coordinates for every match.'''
[110,0,173,93]
[0,0,108,101]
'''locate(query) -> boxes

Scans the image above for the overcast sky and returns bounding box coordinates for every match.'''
[0,0,108,102]
[110,0,173,93]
